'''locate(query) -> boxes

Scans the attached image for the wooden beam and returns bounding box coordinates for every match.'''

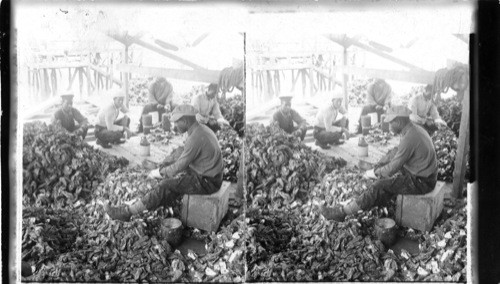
[128,37,206,71]
[452,86,470,198]
[89,64,122,87]
[251,63,311,71]
[346,37,426,71]
[331,65,435,84]
[325,34,426,71]
[343,46,349,110]
[123,47,130,107]
[116,64,220,83]
[29,62,87,69]
[312,66,343,86]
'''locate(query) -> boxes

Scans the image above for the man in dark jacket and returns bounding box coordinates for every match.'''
[320,105,438,221]
[270,95,307,141]
[52,93,89,139]
[105,104,224,221]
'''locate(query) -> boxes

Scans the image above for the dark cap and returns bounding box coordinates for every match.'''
[60,93,74,100]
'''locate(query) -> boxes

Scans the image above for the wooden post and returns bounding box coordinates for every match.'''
[301,69,307,98]
[86,65,93,97]
[452,86,470,198]
[343,46,349,110]
[123,46,130,108]
[308,68,314,98]
[78,68,84,98]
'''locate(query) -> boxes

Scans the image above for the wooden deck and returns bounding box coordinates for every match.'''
[88,134,186,167]
[306,134,400,169]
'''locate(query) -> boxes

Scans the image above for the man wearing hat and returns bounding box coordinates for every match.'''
[52,93,89,139]
[319,105,438,221]
[137,77,176,133]
[356,79,393,134]
[270,95,307,140]
[104,104,224,221]
[409,84,447,136]
[313,88,350,149]
[94,91,133,148]
[192,83,230,133]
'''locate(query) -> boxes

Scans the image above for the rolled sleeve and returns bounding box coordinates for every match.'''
[375,138,413,178]
[429,104,441,121]
[161,138,199,178]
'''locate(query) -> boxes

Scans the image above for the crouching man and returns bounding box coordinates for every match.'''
[104,104,224,221]
[319,105,438,221]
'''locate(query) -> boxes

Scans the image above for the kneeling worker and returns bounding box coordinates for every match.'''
[192,83,230,133]
[313,89,349,149]
[94,91,133,148]
[319,105,438,221]
[104,104,223,221]
[52,93,89,139]
[270,94,307,140]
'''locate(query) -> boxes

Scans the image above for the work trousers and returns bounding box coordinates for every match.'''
[357,104,385,133]
[94,117,130,144]
[137,103,167,133]
[355,168,437,210]
[141,169,223,210]
[313,117,348,145]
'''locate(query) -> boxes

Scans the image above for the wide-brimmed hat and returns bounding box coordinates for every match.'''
[384,105,411,122]
[332,88,344,100]
[170,104,198,122]
[278,94,293,101]
[112,91,125,99]
[60,93,74,101]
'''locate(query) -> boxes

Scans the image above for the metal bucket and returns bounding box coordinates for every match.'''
[159,218,183,247]
[358,145,368,157]
[139,144,150,156]
[374,218,398,248]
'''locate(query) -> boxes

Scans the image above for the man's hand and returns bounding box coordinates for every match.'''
[218,118,230,127]
[148,168,163,179]
[363,169,377,179]
[435,118,447,129]
[157,104,164,110]
[164,104,171,112]
[196,113,209,124]
[375,105,384,111]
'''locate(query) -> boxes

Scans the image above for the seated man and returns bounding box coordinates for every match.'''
[409,84,447,136]
[320,105,438,222]
[104,104,224,221]
[270,94,307,141]
[94,91,133,149]
[192,83,230,133]
[357,79,392,134]
[51,93,89,139]
[137,77,175,133]
[313,89,349,149]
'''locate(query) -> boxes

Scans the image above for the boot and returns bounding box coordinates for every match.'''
[315,140,331,150]
[319,204,346,222]
[104,203,132,221]
[129,200,147,215]
[343,200,362,215]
